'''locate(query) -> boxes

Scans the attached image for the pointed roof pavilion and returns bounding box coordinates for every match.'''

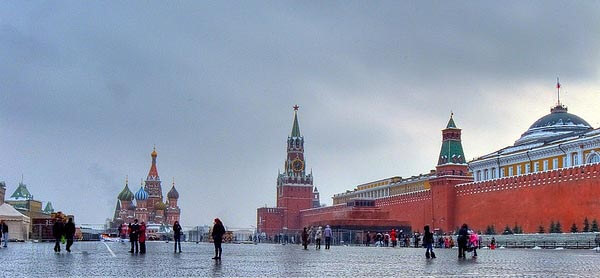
[291,105,301,137]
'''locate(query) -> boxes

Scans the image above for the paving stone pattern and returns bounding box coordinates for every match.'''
[3,242,600,277]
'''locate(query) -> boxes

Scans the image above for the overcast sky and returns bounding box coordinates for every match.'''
[1,1,599,228]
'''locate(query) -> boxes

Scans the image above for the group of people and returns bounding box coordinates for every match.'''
[126,219,147,254]
[52,218,76,252]
[360,224,486,260]
[0,221,8,248]
[457,224,480,258]
[364,230,415,247]
[301,225,332,250]
[121,218,226,260]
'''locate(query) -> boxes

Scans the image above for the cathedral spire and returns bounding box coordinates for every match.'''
[291,105,301,137]
[147,147,159,180]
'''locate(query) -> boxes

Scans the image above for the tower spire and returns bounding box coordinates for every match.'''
[291,105,301,137]
[556,77,561,106]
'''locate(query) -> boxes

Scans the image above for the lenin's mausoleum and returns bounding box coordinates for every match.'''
[258,93,600,238]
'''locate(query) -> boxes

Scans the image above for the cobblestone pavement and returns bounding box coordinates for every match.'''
[3,242,600,277]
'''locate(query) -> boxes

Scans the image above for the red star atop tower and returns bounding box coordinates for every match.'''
[293,105,299,111]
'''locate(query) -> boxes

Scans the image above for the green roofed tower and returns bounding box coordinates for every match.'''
[10,182,33,200]
[435,113,468,176]
[44,202,55,214]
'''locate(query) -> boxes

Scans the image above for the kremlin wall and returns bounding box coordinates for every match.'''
[258,98,600,238]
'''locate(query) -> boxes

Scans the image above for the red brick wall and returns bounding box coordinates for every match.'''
[454,163,600,233]
[257,207,283,237]
[376,190,432,233]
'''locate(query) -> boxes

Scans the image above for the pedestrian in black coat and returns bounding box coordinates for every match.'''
[129,219,140,253]
[457,224,469,258]
[211,218,226,260]
[173,221,182,253]
[52,218,65,253]
[64,218,76,252]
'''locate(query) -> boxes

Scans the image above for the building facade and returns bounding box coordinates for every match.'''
[258,96,600,238]
[111,148,181,228]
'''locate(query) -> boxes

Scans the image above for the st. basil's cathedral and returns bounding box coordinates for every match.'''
[111,148,181,228]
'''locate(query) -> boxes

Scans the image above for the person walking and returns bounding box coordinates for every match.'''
[52,218,64,253]
[423,225,436,259]
[469,230,478,258]
[129,219,140,253]
[0,221,7,248]
[211,218,225,260]
[173,221,182,253]
[64,218,76,252]
[490,237,496,250]
[324,225,332,250]
[365,231,371,246]
[457,223,469,258]
[390,229,397,247]
[315,227,322,250]
[139,222,147,254]
[301,227,309,250]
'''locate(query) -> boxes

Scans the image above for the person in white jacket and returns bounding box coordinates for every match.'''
[315,227,323,250]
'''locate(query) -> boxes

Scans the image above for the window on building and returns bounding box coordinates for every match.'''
[483,169,489,180]
[543,160,548,171]
[517,165,522,175]
[534,162,539,172]
[491,168,496,179]
[588,153,600,164]
[525,164,531,174]
[553,158,559,169]
[563,156,567,168]
[572,153,579,166]
[508,166,513,176]
[500,167,505,178]
[476,170,481,181]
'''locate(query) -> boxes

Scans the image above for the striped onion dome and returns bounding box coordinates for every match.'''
[135,186,148,200]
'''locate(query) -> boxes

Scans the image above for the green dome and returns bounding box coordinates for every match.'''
[118,184,134,201]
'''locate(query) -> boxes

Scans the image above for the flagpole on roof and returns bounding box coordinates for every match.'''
[556,77,561,106]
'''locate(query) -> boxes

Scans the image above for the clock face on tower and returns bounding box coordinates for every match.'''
[292,159,304,172]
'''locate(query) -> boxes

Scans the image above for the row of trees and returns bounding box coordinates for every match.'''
[483,218,599,235]
[539,218,599,234]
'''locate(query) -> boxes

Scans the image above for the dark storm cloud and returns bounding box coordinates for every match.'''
[1,1,599,227]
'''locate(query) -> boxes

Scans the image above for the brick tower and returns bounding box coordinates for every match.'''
[144,147,163,223]
[276,106,315,233]
[429,114,472,233]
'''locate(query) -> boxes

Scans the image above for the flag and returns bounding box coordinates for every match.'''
[556,78,560,89]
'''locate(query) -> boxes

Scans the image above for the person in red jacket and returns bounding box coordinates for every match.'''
[390,229,397,247]
[139,222,147,254]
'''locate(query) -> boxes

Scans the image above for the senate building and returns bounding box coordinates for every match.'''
[258,85,600,239]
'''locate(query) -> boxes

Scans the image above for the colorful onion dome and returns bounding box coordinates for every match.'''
[154,200,167,210]
[118,183,134,201]
[167,185,179,199]
[135,186,148,200]
[151,146,158,157]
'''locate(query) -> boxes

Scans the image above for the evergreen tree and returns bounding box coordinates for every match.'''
[570,223,578,233]
[537,225,545,234]
[555,221,562,233]
[549,221,556,233]
[485,225,493,235]
[503,225,513,235]
[592,219,599,232]
[583,217,590,232]
[513,223,519,234]
[491,225,496,235]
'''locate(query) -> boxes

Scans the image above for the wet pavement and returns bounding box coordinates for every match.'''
[4,241,600,277]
